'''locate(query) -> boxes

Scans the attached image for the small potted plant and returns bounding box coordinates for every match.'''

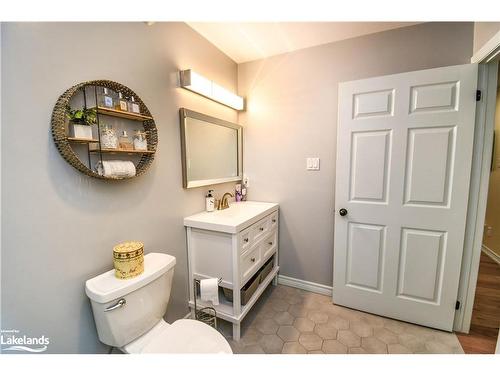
[66,105,97,140]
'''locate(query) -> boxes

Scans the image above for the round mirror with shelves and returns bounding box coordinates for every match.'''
[51,80,158,180]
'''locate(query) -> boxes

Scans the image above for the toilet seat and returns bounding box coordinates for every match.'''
[141,319,232,354]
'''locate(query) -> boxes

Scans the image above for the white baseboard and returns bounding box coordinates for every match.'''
[278,275,332,296]
[482,245,500,265]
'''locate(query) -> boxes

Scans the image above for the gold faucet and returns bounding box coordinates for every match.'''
[217,192,234,210]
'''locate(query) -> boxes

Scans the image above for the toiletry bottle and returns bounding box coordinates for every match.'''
[119,130,133,150]
[100,125,118,149]
[115,92,128,112]
[128,96,140,114]
[133,129,148,150]
[235,184,242,202]
[241,184,247,201]
[206,190,215,212]
[98,87,114,108]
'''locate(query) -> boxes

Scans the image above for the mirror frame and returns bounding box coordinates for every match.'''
[180,108,243,188]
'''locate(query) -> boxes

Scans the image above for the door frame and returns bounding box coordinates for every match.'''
[453,34,500,332]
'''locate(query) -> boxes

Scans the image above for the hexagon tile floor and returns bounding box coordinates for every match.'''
[217,284,464,354]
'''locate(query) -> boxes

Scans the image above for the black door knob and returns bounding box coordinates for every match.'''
[339,208,348,216]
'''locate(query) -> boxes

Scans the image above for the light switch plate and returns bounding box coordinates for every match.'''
[306,158,320,171]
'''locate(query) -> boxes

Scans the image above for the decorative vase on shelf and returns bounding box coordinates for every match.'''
[71,123,93,140]
[100,125,118,149]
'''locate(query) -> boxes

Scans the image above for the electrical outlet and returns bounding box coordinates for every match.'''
[313,158,320,170]
[243,174,249,187]
[306,158,320,171]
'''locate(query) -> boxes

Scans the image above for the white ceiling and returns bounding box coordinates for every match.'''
[187,22,420,63]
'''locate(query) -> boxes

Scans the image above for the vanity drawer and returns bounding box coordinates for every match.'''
[269,211,279,230]
[239,228,252,253]
[261,230,277,261]
[251,217,270,243]
[240,245,261,284]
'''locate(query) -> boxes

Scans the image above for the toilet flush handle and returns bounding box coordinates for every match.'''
[104,298,126,312]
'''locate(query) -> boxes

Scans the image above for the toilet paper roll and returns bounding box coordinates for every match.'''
[200,278,219,306]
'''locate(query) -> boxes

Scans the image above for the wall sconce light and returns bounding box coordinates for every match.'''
[179,69,245,111]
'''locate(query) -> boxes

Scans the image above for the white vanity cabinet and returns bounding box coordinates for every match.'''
[184,201,279,340]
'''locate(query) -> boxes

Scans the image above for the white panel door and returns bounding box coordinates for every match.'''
[333,64,478,331]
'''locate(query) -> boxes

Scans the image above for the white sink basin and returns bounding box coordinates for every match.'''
[184,201,279,233]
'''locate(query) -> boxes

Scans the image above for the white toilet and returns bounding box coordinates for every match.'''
[85,252,232,354]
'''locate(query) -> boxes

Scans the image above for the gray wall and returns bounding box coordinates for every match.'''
[1,22,239,353]
[473,22,500,54]
[237,22,474,286]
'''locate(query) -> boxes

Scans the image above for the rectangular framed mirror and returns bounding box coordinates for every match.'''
[180,108,243,188]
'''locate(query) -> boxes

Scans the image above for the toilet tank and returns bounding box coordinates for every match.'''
[85,253,176,348]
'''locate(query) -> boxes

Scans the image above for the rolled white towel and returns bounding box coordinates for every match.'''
[96,161,136,178]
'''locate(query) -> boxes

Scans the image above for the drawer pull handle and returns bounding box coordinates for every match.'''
[268,242,273,245]
[259,227,264,231]
[272,219,276,223]
[244,238,249,243]
[250,257,256,262]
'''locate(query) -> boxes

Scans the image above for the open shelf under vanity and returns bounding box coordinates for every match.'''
[189,262,280,324]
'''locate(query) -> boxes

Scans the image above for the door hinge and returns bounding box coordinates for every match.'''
[455,301,461,310]
[476,90,482,101]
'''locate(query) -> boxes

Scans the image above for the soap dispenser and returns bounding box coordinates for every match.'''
[98,87,115,108]
[119,130,133,150]
[127,96,140,114]
[206,190,215,212]
[115,92,128,112]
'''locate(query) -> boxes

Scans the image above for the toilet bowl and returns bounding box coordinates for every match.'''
[122,318,231,354]
[85,252,232,354]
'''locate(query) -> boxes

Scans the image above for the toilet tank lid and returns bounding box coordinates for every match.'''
[85,253,176,304]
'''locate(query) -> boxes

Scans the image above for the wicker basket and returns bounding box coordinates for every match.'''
[223,273,260,305]
[113,241,144,279]
[259,258,274,283]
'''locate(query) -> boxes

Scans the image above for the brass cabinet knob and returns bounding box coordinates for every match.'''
[251,257,256,262]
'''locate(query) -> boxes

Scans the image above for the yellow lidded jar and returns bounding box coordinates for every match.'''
[113,241,144,279]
